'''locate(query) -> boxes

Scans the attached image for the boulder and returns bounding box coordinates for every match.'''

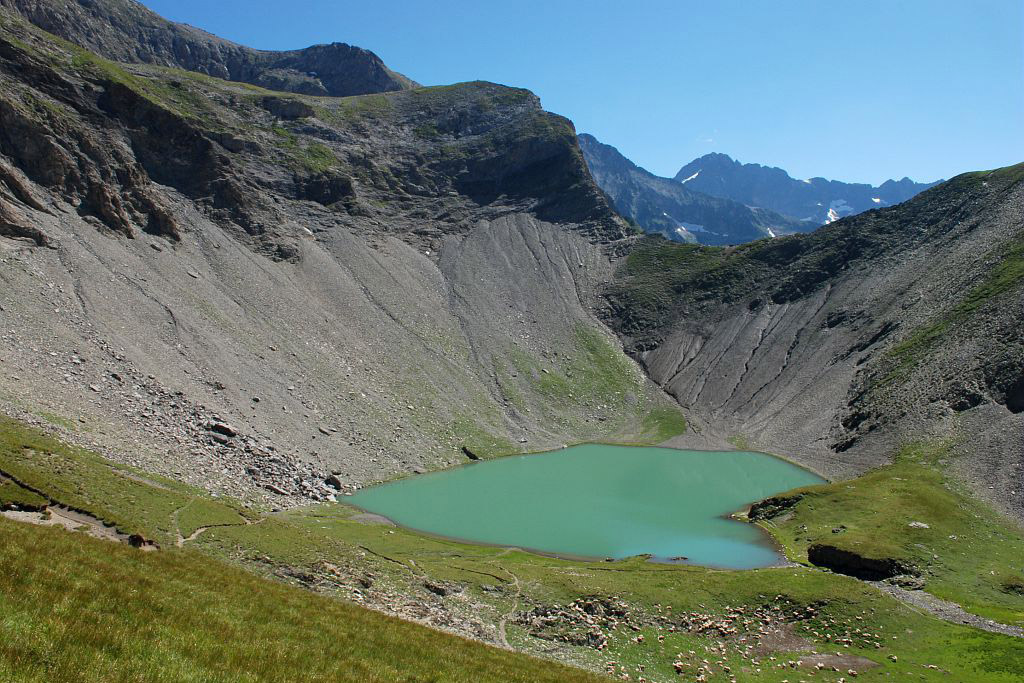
[807,543,915,581]
[206,421,238,438]
[261,96,315,120]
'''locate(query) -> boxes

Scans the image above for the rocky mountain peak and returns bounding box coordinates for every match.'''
[673,152,939,224]
[579,134,810,245]
[0,0,417,96]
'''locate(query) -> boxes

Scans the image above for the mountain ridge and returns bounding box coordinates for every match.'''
[603,164,1024,518]
[0,4,680,510]
[0,0,417,96]
[676,151,940,224]
[579,133,809,245]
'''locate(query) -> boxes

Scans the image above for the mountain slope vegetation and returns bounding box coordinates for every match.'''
[1,406,1022,683]
[0,521,605,683]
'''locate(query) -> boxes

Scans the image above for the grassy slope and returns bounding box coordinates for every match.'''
[1,417,1022,682]
[761,442,1024,625]
[0,479,47,509]
[203,504,1024,682]
[0,518,602,683]
[884,229,1024,377]
[457,326,687,460]
[0,417,248,545]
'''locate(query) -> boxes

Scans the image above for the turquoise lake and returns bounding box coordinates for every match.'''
[349,444,825,569]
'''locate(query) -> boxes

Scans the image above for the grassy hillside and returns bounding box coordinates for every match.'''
[760,441,1024,625]
[0,517,603,683]
[0,416,250,545]
[2,416,1023,682]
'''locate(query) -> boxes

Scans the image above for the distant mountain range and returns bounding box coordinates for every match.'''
[580,135,939,245]
[578,134,806,246]
[675,152,940,225]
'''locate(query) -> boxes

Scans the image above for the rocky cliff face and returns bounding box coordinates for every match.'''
[579,134,808,245]
[603,165,1024,518]
[675,152,939,224]
[0,7,682,505]
[0,0,416,96]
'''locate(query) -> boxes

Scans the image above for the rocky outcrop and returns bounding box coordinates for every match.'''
[807,544,915,581]
[0,0,416,96]
[747,494,803,521]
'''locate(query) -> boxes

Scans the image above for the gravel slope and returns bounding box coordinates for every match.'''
[605,168,1024,518]
[0,10,678,505]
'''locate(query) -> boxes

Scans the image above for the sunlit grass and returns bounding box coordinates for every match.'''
[0,518,603,683]
[764,441,1024,625]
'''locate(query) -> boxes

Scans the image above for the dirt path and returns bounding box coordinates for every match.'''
[493,565,523,650]
[1,504,156,549]
[177,525,210,546]
[172,500,259,548]
[872,582,1024,638]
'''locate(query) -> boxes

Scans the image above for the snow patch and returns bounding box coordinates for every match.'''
[767,228,776,238]
[872,197,883,204]
[679,170,700,184]
[824,199,854,224]
[658,213,699,242]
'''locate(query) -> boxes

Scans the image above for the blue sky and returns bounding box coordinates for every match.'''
[146,0,1023,185]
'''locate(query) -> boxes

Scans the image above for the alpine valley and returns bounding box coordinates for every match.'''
[0,2,1021,682]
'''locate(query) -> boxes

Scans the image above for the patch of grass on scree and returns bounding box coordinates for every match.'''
[0,416,248,544]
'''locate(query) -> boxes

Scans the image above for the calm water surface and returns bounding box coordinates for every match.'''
[349,444,824,569]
